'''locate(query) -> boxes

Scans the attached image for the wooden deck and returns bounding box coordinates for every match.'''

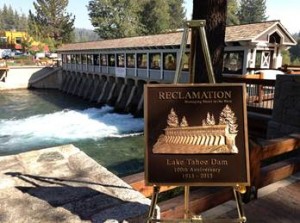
[201,172,300,223]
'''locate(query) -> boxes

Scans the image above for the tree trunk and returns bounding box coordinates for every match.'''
[192,0,227,83]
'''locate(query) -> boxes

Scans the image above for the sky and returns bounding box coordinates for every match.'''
[0,0,299,34]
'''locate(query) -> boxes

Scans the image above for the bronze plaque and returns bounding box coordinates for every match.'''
[144,84,250,186]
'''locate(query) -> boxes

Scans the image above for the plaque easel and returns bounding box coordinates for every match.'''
[146,20,247,223]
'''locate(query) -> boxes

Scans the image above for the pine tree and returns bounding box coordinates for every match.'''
[238,0,267,24]
[219,105,238,134]
[88,0,141,39]
[140,0,185,34]
[167,0,186,30]
[140,0,171,34]
[180,116,189,127]
[289,39,300,63]
[202,112,216,126]
[167,108,179,128]
[88,0,185,38]
[227,0,239,25]
[0,4,19,30]
[29,0,75,47]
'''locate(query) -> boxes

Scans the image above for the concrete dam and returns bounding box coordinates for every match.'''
[59,71,147,117]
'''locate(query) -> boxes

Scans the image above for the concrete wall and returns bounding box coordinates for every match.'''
[60,71,145,116]
[0,66,62,90]
[267,75,300,138]
[29,68,62,89]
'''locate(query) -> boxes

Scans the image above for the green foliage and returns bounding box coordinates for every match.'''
[289,38,300,63]
[29,0,75,48]
[227,0,239,25]
[88,0,141,39]
[87,0,186,39]
[43,37,56,52]
[0,4,29,31]
[20,33,34,52]
[168,0,186,30]
[291,58,300,65]
[140,0,171,35]
[238,0,267,24]
[281,49,291,65]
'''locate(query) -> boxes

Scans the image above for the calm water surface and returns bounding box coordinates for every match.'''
[0,89,144,176]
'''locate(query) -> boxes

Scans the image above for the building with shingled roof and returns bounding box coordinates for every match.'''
[57,20,296,80]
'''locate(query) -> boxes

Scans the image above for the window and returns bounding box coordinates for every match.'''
[94,54,100,65]
[101,54,107,66]
[71,54,76,64]
[182,52,189,71]
[82,54,87,64]
[163,53,176,70]
[223,51,244,74]
[87,54,93,65]
[137,53,147,68]
[62,54,67,63]
[126,54,135,68]
[117,53,125,67]
[66,55,71,63]
[149,53,161,69]
[15,37,22,44]
[76,54,81,64]
[108,54,115,66]
[269,32,281,44]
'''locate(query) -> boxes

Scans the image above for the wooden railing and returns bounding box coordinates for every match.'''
[280,65,300,74]
[222,74,276,115]
[245,134,300,200]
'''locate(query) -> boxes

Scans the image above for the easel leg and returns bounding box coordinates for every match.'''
[184,185,190,219]
[147,185,161,223]
[233,187,247,223]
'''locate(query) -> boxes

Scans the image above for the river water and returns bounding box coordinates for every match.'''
[0,89,144,176]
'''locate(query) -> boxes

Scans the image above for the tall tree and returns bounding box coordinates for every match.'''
[227,0,239,25]
[88,0,141,39]
[289,39,300,63]
[167,0,186,30]
[29,0,75,47]
[0,4,17,30]
[238,0,267,24]
[140,0,170,34]
[87,0,185,38]
[191,0,227,83]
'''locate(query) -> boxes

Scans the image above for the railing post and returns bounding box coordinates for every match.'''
[243,139,262,202]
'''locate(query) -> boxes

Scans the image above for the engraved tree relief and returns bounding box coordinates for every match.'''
[219,105,238,153]
[153,105,239,154]
[167,108,179,127]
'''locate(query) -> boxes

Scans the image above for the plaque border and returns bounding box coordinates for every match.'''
[144,83,250,187]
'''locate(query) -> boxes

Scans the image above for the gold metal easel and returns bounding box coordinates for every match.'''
[147,20,247,223]
[173,20,216,84]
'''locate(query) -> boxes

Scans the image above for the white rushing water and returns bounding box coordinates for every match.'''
[0,105,144,153]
